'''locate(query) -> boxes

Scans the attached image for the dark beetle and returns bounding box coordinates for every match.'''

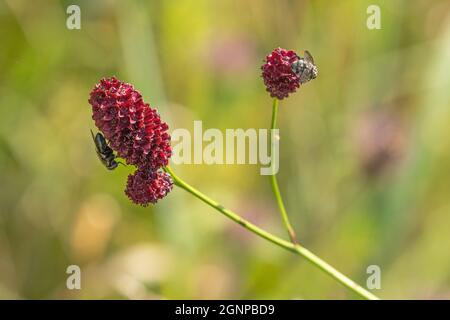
[90,130,119,170]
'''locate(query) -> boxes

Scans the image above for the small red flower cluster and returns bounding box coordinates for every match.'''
[261,47,300,100]
[125,170,173,205]
[89,77,173,206]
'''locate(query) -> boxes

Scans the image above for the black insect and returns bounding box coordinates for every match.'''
[90,130,121,170]
[291,50,318,85]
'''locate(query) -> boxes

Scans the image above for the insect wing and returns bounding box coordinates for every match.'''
[304,50,315,64]
[90,130,108,162]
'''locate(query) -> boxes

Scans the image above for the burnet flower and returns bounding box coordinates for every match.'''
[261,47,300,100]
[89,77,172,170]
[89,77,172,205]
[125,169,173,206]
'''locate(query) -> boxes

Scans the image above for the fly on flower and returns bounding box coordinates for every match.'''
[90,129,122,170]
[261,48,318,99]
[291,50,318,85]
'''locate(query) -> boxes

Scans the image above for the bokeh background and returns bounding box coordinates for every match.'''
[1,0,450,299]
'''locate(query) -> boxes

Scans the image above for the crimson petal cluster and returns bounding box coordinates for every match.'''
[89,77,173,206]
[125,170,173,206]
[261,47,300,100]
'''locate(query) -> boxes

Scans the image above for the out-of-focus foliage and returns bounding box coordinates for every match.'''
[1,0,450,299]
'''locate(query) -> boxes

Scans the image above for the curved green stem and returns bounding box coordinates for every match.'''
[164,166,379,300]
[270,98,298,244]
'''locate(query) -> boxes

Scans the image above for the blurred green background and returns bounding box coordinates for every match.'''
[1,0,450,299]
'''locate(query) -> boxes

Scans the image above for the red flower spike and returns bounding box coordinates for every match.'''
[261,47,300,100]
[89,77,172,171]
[125,169,173,206]
[89,77,173,206]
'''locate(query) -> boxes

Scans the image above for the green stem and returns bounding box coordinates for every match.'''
[270,98,298,244]
[164,166,379,300]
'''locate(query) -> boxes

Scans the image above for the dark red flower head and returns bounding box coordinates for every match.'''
[89,77,173,205]
[89,77,172,171]
[261,47,300,100]
[125,169,173,206]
